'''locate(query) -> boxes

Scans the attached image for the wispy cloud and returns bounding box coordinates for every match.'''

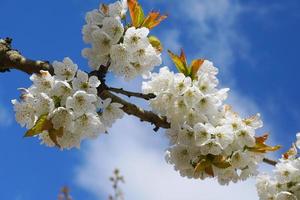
[75,1,276,199]
[0,103,12,127]
[76,117,258,200]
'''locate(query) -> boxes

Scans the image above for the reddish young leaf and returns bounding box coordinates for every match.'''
[100,4,109,15]
[179,48,187,66]
[168,49,188,75]
[255,133,269,144]
[190,59,205,79]
[204,166,214,177]
[127,0,145,27]
[283,144,297,159]
[142,11,167,29]
[248,133,281,153]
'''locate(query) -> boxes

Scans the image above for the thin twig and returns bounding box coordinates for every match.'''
[99,90,170,130]
[262,158,278,166]
[0,37,279,166]
[108,87,156,100]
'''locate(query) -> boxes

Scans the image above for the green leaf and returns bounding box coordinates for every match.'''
[148,35,162,52]
[24,114,52,137]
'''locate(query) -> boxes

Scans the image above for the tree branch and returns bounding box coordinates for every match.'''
[99,90,170,130]
[262,158,278,166]
[107,87,155,100]
[0,38,54,74]
[0,37,278,166]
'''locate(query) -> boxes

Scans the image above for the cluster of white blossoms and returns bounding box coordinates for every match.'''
[143,61,270,184]
[82,0,162,80]
[12,57,124,149]
[256,134,300,200]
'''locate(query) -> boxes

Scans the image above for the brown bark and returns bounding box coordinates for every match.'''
[0,37,278,166]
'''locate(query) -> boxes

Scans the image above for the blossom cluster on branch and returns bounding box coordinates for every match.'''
[4,0,298,199]
[256,134,300,200]
[142,56,279,184]
[82,0,161,80]
[12,58,124,149]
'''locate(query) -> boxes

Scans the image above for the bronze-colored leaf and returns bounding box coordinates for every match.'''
[189,59,205,80]
[283,144,297,159]
[127,0,145,27]
[168,49,188,75]
[48,127,64,148]
[142,11,167,29]
[204,165,214,177]
[255,133,269,144]
[194,159,211,174]
[212,155,231,169]
[100,4,109,15]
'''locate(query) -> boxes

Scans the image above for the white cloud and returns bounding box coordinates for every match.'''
[0,106,12,126]
[0,103,12,127]
[76,116,259,200]
[74,1,277,200]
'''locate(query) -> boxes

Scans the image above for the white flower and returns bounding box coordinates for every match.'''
[82,24,101,43]
[201,140,222,155]
[124,27,150,52]
[177,126,197,146]
[91,30,113,56]
[274,162,299,183]
[101,17,124,44]
[53,57,78,81]
[49,107,74,131]
[66,91,97,116]
[11,98,36,129]
[183,86,202,106]
[194,123,211,146]
[29,70,54,93]
[211,125,234,149]
[235,126,256,148]
[243,113,263,129]
[275,192,297,200]
[143,61,266,184]
[230,150,248,169]
[39,131,56,147]
[108,0,128,18]
[82,48,110,70]
[74,112,104,138]
[34,93,55,116]
[172,73,191,95]
[57,130,82,149]
[85,9,104,25]
[72,70,101,95]
[50,80,73,106]
[195,73,218,93]
[166,145,193,170]
[100,98,124,127]
[296,132,300,149]
[256,133,300,200]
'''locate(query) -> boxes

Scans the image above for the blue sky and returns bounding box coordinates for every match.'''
[0,0,300,200]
